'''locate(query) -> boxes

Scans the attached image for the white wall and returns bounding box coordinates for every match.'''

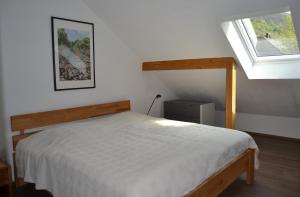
[0,5,6,160]
[0,0,177,163]
[83,0,299,60]
[82,0,300,139]
[216,111,300,139]
[1,0,300,167]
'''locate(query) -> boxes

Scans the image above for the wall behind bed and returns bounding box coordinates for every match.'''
[0,8,6,160]
[0,0,177,163]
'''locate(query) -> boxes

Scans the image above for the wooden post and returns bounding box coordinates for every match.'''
[246,149,255,184]
[225,62,236,129]
[142,57,237,129]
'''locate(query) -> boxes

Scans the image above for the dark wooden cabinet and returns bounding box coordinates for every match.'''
[164,100,215,125]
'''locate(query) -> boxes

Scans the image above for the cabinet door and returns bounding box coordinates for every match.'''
[164,102,200,123]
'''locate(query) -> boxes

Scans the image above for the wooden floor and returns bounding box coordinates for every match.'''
[1,133,299,197]
[221,133,300,197]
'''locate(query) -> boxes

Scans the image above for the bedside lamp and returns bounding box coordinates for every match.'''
[147,94,162,115]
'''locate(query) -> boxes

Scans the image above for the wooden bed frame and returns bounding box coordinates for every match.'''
[11,100,255,197]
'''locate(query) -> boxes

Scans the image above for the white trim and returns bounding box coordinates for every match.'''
[254,55,300,63]
[233,20,300,65]
[222,19,300,79]
[234,16,300,64]
[221,21,254,77]
[216,111,300,139]
[234,20,256,62]
[221,6,290,22]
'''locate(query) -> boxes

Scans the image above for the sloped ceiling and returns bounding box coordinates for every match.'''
[83,0,300,118]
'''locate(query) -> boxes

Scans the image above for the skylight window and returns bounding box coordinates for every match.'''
[222,10,300,79]
[235,11,300,61]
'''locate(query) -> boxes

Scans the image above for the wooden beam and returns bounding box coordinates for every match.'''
[143,57,235,71]
[142,57,237,129]
[225,63,236,129]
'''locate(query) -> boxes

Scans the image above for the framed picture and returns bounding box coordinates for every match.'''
[51,17,95,91]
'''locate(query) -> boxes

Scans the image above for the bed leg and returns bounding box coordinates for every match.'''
[13,152,26,187]
[15,178,25,187]
[246,149,255,185]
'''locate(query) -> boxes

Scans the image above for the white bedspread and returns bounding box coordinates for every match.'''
[16,112,258,197]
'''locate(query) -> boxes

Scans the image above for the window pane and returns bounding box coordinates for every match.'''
[242,11,300,57]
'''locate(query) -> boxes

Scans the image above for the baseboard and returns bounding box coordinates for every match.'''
[245,131,300,143]
[215,111,300,139]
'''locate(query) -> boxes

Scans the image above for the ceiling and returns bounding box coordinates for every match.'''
[82,0,300,118]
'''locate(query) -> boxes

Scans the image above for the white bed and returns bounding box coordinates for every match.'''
[16,112,258,197]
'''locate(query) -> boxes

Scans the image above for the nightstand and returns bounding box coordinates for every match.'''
[164,100,215,125]
[0,160,13,197]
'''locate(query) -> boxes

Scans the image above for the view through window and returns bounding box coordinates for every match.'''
[241,11,299,57]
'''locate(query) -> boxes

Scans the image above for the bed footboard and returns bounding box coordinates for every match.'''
[185,148,255,197]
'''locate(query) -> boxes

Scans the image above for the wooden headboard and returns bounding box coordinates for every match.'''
[11,100,131,150]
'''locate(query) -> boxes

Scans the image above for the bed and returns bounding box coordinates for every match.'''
[11,100,258,197]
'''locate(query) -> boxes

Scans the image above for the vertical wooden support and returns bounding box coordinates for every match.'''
[13,152,24,187]
[246,149,255,184]
[142,57,237,129]
[7,163,13,197]
[225,62,236,129]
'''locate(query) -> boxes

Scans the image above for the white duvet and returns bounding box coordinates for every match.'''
[16,112,258,197]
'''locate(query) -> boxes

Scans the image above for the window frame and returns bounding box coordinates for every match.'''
[234,11,300,63]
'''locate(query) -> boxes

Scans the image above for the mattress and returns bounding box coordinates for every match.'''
[16,112,258,197]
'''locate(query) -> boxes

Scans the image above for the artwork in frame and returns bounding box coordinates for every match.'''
[51,17,95,91]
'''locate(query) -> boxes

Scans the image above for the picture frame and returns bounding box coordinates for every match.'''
[51,17,95,91]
